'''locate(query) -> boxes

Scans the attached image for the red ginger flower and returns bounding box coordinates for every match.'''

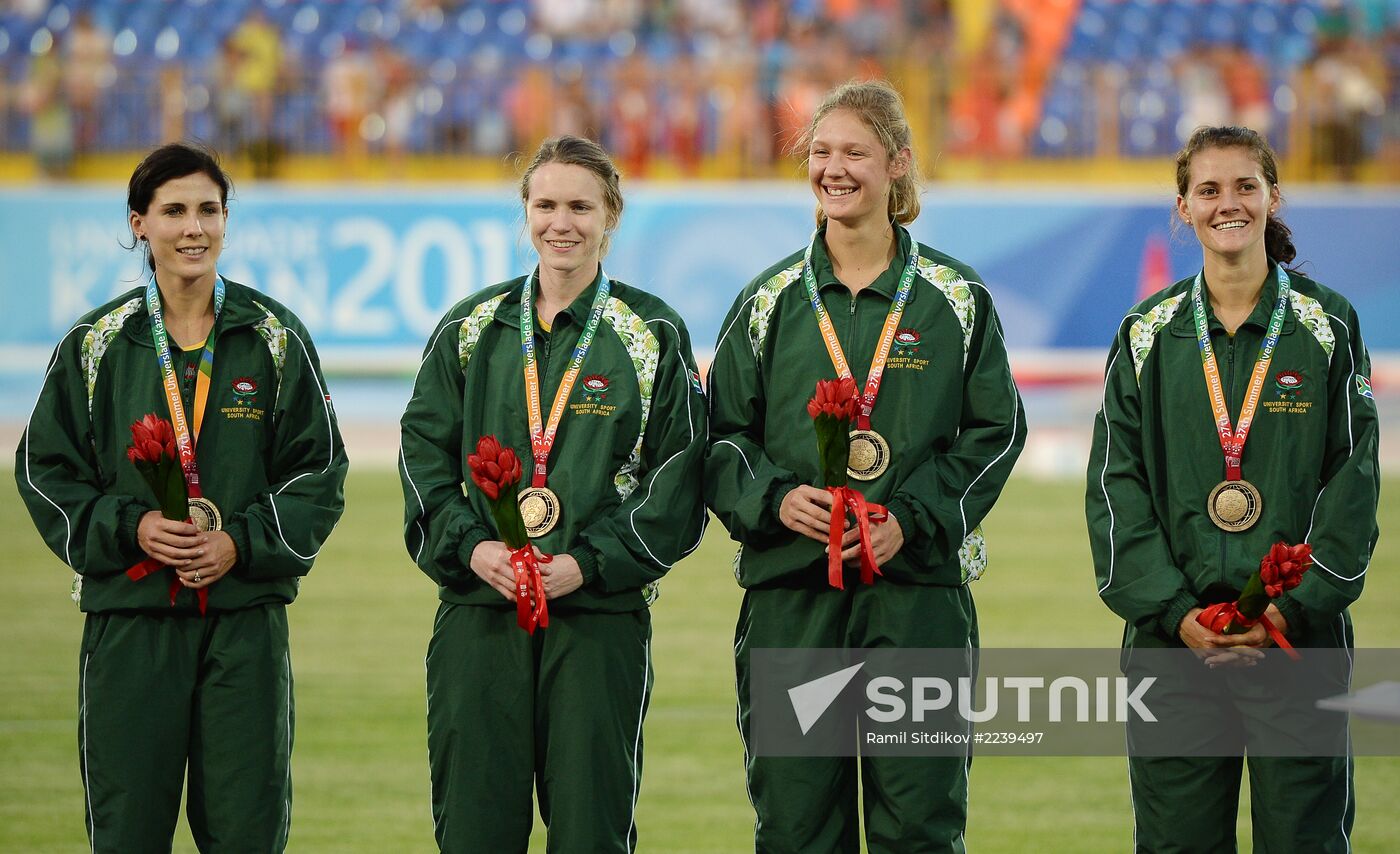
[1261,542,1312,598]
[129,413,177,465]
[807,376,859,422]
[467,435,523,502]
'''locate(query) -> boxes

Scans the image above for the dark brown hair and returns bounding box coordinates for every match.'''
[1175,126,1296,266]
[126,142,232,272]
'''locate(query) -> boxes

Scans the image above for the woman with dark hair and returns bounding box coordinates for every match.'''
[15,142,348,851]
[706,80,1025,852]
[399,134,706,852]
[1087,126,1378,851]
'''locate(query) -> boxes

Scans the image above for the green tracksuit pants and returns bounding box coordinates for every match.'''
[78,605,294,853]
[1125,612,1355,853]
[425,603,652,854]
[734,582,978,854]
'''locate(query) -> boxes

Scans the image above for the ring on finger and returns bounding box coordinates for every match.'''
[193,573,202,583]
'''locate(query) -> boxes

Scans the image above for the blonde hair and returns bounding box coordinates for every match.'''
[519,135,624,256]
[795,80,922,227]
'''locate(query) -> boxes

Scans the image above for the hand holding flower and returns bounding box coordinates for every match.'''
[1195,542,1312,660]
[805,378,886,589]
[779,484,844,543]
[125,414,216,613]
[466,435,549,633]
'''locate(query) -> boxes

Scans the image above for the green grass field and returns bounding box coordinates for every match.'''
[3,473,1397,852]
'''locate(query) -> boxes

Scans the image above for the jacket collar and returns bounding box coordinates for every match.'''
[120,275,272,349]
[1169,261,1295,338]
[809,224,913,301]
[492,267,607,329]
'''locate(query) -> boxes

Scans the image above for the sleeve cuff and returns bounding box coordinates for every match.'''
[118,502,147,563]
[1273,594,1308,638]
[424,512,487,588]
[224,517,254,577]
[450,529,490,585]
[573,546,601,587]
[884,498,917,546]
[769,476,800,527]
[1158,590,1200,641]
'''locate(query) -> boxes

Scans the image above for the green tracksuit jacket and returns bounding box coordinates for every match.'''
[16,277,349,612]
[1087,264,1379,646]
[399,271,708,611]
[705,227,1026,588]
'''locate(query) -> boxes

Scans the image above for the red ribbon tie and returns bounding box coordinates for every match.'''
[509,547,551,634]
[826,486,888,590]
[1197,602,1299,661]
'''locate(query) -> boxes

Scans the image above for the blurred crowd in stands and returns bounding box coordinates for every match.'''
[1,0,1396,180]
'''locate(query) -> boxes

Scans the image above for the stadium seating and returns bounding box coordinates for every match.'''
[0,0,1355,162]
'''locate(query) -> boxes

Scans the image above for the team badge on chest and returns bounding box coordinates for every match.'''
[222,376,265,422]
[232,377,258,399]
[887,327,929,371]
[1274,370,1304,400]
[570,374,618,417]
[582,374,609,402]
[1263,368,1312,415]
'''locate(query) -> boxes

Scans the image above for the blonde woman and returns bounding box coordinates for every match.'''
[706,81,1026,853]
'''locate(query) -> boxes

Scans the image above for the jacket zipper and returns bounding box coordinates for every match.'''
[539,320,553,385]
[846,290,859,384]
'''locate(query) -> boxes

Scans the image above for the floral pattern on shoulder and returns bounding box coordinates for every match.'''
[251,301,288,408]
[1289,289,1335,363]
[960,525,988,583]
[1128,293,1187,381]
[602,297,661,501]
[81,297,143,416]
[749,261,804,361]
[915,254,976,366]
[457,294,507,370]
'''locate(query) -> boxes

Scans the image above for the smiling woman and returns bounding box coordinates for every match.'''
[398,134,707,851]
[1087,126,1380,852]
[705,80,1027,853]
[525,160,615,318]
[13,141,348,851]
[129,173,227,293]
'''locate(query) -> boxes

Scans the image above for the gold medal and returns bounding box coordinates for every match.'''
[518,486,561,538]
[188,496,222,532]
[1206,480,1262,532]
[847,429,890,481]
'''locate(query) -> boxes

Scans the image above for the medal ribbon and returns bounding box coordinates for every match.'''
[802,227,918,430]
[520,269,612,488]
[1191,265,1290,482]
[135,276,224,615]
[147,276,225,501]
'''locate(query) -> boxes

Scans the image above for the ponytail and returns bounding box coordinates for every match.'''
[1263,217,1296,266]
